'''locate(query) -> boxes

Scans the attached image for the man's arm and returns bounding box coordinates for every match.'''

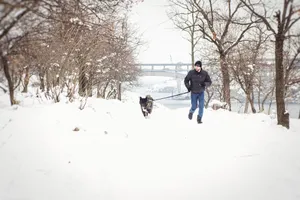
[184,71,192,91]
[204,73,212,87]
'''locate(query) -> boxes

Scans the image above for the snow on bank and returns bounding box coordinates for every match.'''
[0,82,300,200]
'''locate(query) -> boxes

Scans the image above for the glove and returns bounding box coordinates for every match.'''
[187,87,191,92]
[201,82,206,87]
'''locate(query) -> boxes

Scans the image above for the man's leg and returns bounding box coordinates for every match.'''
[197,92,205,123]
[188,93,198,119]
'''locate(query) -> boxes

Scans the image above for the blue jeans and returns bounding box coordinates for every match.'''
[189,92,205,117]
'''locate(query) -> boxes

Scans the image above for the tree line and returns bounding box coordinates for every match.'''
[167,0,300,129]
[0,0,144,108]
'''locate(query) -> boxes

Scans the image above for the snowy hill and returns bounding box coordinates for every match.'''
[0,77,300,200]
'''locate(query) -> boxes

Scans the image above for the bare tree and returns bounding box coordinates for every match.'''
[284,35,300,117]
[102,14,142,100]
[0,0,40,105]
[230,49,257,113]
[285,34,300,91]
[167,0,202,67]
[241,0,300,129]
[205,59,223,108]
[0,0,144,106]
[191,0,257,111]
[229,25,271,113]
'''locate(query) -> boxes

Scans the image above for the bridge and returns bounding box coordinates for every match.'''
[135,59,300,78]
[134,63,196,93]
[135,63,192,78]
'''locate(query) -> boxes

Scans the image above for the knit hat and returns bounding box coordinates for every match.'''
[194,60,202,67]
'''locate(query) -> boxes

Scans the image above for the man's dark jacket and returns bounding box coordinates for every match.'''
[184,69,212,93]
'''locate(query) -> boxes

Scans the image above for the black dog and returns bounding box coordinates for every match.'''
[139,95,154,117]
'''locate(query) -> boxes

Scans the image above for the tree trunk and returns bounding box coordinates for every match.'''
[1,53,16,105]
[88,88,93,97]
[205,89,213,108]
[22,66,30,93]
[97,84,101,98]
[266,86,275,115]
[220,54,231,110]
[107,84,116,99]
[87,72,93,97]
[39,67,45,92]
[257,76,262,111]
[250,89,256,113]
[117,82,121,100]
[46,69,50,95]
[261,101,265,113]
[249,97,256,113]
[275,34,289,129]
[56,76,60,87]
[191,35,195,69]
[246,89,256,113]
[268,98,273,115]
[244,95,249,113]
[79,65,87,96]
[258,91,261,111]
[102,80,111,98]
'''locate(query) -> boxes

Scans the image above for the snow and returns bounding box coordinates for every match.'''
[0,76,300,200]
[247,64,254,72]
[70,17,83,25]
[284,110,289,114]
[208,99,227,107]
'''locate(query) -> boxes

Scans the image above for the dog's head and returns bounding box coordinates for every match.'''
[139,96,147,106]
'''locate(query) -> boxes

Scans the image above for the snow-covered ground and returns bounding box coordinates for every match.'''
[0,76,300,200]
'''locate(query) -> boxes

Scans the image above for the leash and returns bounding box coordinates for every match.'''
[153,91,189,101]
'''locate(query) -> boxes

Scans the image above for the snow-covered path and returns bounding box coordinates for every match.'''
[0,97,300,200]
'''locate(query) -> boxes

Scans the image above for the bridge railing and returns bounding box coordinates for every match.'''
[134,63,192,72]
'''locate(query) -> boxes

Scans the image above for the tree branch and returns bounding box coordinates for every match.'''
[224,23,254,54]
[0,8,29,41]
[240,0,276,34]
[221,2,242,42]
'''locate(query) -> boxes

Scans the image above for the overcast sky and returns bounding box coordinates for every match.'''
[129,0,191,64]
[128,0,300,64]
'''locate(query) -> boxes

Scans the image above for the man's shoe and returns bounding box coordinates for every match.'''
[188,112,193,120]
[197,115,202,124]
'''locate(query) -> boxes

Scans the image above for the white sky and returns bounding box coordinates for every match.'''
[129,0,191,64]
[128,0,300,64]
